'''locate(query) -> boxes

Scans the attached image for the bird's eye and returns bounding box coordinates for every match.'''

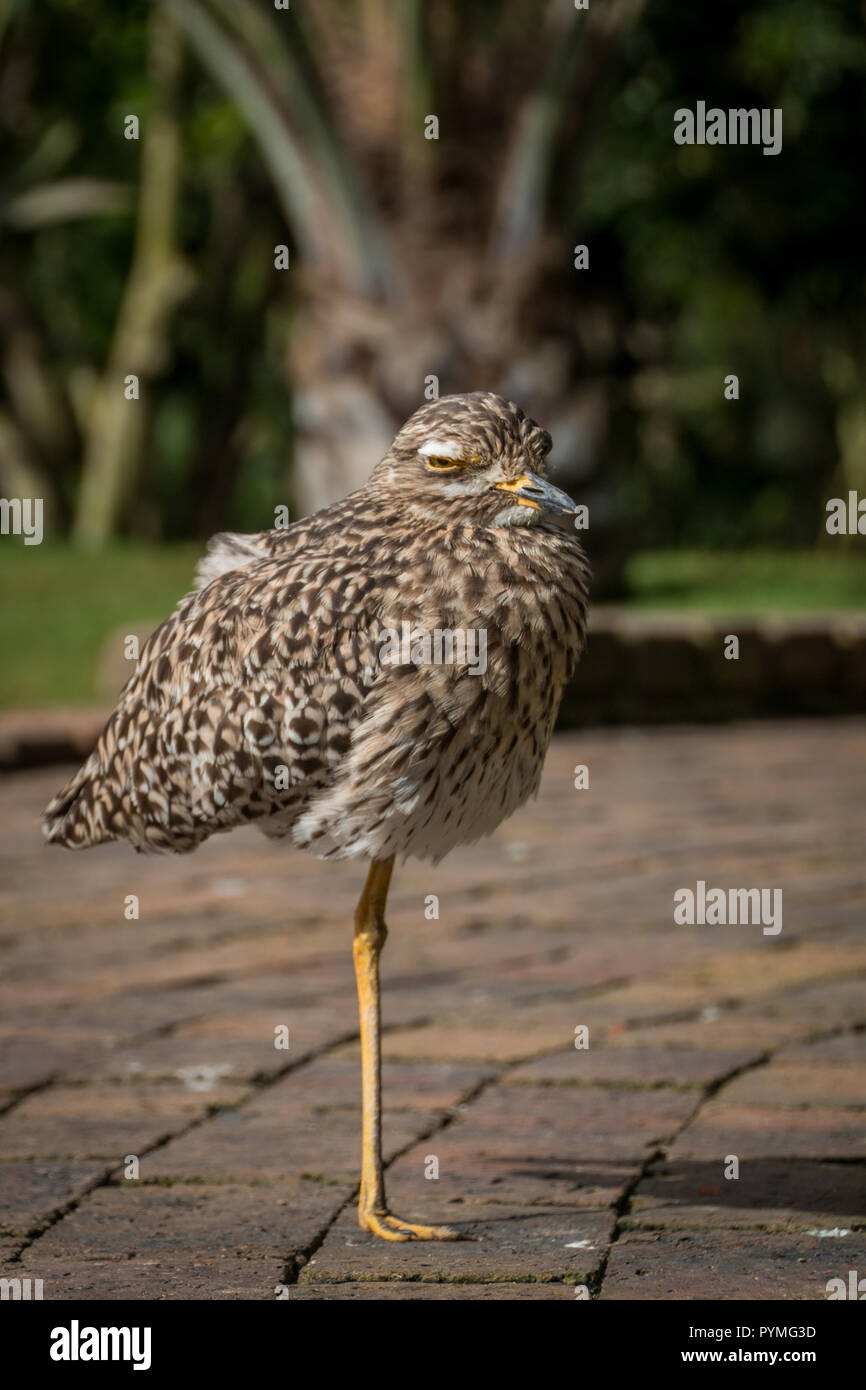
[425,456,465,472]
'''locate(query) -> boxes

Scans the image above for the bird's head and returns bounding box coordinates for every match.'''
[373,391,578,528]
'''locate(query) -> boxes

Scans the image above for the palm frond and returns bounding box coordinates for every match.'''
[161,0,396,298]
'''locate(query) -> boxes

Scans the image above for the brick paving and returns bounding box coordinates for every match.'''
[0,718,864,1301]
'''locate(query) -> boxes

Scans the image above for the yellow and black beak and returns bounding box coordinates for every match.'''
[495,471,578,516]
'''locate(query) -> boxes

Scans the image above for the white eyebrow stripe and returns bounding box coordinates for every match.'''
[418,437,464,459]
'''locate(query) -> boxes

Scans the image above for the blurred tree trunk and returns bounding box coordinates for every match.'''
[168,0,642,588]
[283,268,622,589]
[73,10,193,545]
[282,0,643,594]
[0,290,78,531]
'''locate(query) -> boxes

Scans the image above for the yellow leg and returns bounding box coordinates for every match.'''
[353,856,460,1243]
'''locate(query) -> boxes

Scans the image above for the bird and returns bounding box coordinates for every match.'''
[43,391,590,1241]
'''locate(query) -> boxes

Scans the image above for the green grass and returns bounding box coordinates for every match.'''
[625,548,866,613]
[1,543,864,709]
[0,543,199,709]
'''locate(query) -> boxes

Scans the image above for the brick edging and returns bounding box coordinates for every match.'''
[562,608,866,725]
[2,611,864,769]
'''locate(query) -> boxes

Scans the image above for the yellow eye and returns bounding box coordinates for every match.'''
[425,456,465,471]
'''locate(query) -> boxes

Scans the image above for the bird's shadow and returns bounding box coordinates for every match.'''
[410,1155,864,1232]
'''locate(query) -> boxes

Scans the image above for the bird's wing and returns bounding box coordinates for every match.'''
[193,529,280,590]
[193,515,343,590]
[42,550,386,853]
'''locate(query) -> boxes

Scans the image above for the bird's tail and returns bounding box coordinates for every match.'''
[42,753,113,849]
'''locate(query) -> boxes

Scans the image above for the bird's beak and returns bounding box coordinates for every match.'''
[495,471,578,516]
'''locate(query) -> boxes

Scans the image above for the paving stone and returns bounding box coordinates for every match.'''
[0,1236,24,1265]
[146,1106,425,1185]
[507,1046,758,1089]
[670,1101,866,1162]
[604,1015,799,1052]
[0,1082,249,1160]
[0,932,341,1011]
[736,977,866,1031]
[627,1159,866,1232]
[302,1206,614,1284]
[289,1280,575,1299]
[777,1034,866,1065]
[28,1181,346,1261]
[62,1006,358,1085]
[0,1028,119,1094]
[378,1019,580,1063]
[5,1254,280,1301]
[440,1082,696,1160]
[63,1036,289,1087]
[144,1054,485,1185]
[386,1146,635,1211]
[584,942,866,1027]
[601,1229,866,1300]
[722,1062,865,1109]
[2,721,864,1299]
[0,1160,108,1236]
[39,977,355,1042]
[375,1083,694,1213]
[275,1056,493,1113]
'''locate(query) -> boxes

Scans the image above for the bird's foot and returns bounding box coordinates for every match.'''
[359,1208,461,1242]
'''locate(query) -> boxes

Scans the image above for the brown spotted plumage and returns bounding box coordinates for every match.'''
[44,392,589,861]
[42,391,590,1241]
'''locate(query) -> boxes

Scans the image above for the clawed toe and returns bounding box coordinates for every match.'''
[360,1210,461,1242]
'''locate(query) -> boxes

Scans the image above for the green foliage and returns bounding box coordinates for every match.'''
[572,0,866,546]
[1,0,291,540]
